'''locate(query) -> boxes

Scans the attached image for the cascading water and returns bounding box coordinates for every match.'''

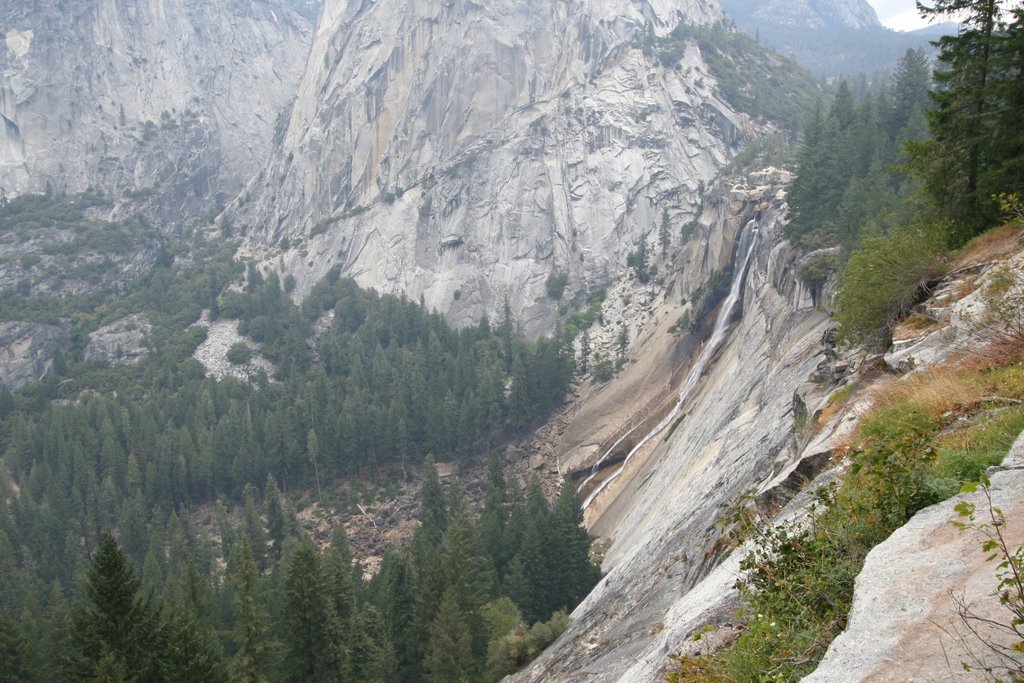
[580,220,760,509]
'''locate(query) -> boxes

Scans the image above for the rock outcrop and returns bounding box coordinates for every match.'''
[84,313,151,366]
[238,0,754,336]
[805,432,1024,683]
[0,321,69,389]
[0,0,313,225]
[192,311,276,382]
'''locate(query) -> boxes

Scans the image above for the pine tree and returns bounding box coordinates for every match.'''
[477,453,510,577]
[0,614,38,683]
[325,524,357,631]
[161,610,229,683]
[66,532,163,682]
[423,587,473,683]
[351,606,392,683]
[264,474,288,563]
[230,538,269,683]
[552,478,602,610]
[508,479,558,623]
[281,539,343,682]
[417,457,448,557]
[508,351,532,429]
[910,0,1022,237]
[378,549,421,683]
[659,208,671,256]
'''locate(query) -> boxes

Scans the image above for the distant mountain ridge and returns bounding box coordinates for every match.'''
[719,0,941,76]
[720,0,882,31]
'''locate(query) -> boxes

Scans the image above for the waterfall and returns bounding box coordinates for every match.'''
[581,221,760,509]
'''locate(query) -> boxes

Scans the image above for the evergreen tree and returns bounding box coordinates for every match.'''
[323,538,356,676]
[66,532,163,682]
[659,207,671,256]
[552,478,601,610]
[230,538,269,683]
[910,0,1023,237]
[423,587,473,683]
[477,453,510,578]
[161,610,229,683]
[377,549,421,683]
[417,458,448,557]
[0,614,38,683]
[264,475,289,563]
[351,606,392,683]
[281,539,343,682]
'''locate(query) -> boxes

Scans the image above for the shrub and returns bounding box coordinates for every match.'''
[833,224,946,347]
[226,341,252,366]
[592,358,615,382]
[485,611,567,681]
[546,272,569,299]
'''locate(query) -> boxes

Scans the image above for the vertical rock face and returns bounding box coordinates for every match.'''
[239,0,753,336]
[0,0,313,224]
[509,179,832,681]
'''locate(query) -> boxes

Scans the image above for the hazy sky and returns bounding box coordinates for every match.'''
[868,0,931,31]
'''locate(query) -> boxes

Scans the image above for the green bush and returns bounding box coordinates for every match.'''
[226,341,252,366]
[546,272,569,299]
[592,358,615,382]
[833,224,945,347]
[485,611,567,681]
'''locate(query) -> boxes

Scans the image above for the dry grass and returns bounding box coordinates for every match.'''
[953,223,1024,270]
[871,366,986,419]
[815,383,856,428]
[871,357,1024,422]
[891,313,940,341]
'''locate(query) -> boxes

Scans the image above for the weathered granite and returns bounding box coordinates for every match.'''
[237,0,757,336]
[84,313,151,365]
[804,431,1024,683]
[0,320,68,389]
[0,0,312,225]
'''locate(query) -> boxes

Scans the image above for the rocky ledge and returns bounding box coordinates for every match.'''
[805,432,1024,682]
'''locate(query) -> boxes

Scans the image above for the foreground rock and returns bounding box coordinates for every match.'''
[0,321,68,389]
[805,432,1024,683]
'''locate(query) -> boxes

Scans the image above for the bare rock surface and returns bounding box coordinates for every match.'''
[0,320,68,389]
[720,0,881,31]
[804,431,1024,683]
[886,246,1024,373]
[510,174,835,682]
[238,0,755,337]
[0,0,312,224]
[192,312,276,382]
[84,313,151,366]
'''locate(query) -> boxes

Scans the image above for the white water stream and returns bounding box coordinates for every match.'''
[580,221,760,509]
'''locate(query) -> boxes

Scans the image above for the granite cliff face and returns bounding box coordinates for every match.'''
[0,0,313,226]
[238,0,756,335]
[509,171,835,681]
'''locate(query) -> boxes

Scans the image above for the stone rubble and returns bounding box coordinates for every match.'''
[192,310,276,382]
